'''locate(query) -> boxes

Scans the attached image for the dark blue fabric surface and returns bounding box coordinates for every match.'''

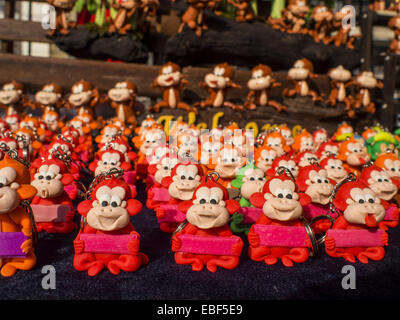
[1,181,400,300]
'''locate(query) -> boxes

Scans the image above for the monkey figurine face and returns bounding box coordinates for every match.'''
[247,66,272,91]
[186,186,230,229]
[35,84,62,106]
[288,0,309,15]
[31,163,65,199]
[108,81,136,102]
[69,82,94,107]
[205,65,232,89]
[0,82,23,106]
[355,71,378,89]
[328,65,352,82]
[288,59,311,81]
[156,63,182,87]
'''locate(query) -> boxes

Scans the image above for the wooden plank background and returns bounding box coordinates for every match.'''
[0,19,52,43]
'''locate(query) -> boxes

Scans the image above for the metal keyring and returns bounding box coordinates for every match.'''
[277,166,296,182]
[205,171,220,182]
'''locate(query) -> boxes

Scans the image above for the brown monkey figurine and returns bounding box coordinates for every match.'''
[245,64,287,112]
[105,81,139,129]
[67,80,100,117]
[269,0,309,34]
[309,4,334,44]
[282,58,322,103]
[331,6,357,49]
[389,16,400,54]
[47,0,76,35]
[349,71,383,114]
[227,0,255,22]
[108,0,140,35]
[150,62,196,113]
[195,63,243,111]
[178,0,213,37]
[25,83,64,113]
[0,81,27,116]
[326,65,354,117]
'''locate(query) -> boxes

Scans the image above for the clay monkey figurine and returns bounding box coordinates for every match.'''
[282,58,322,103]
[195,63,243,111]
[47,0,76,35]
[150,62,196,113]
[0,81,27,116]
[326,65,354,116]
[349,71,383,114]
[245,64,287,112]
[105,81,139,129]
[331,6,357,49]
[178,0,211,37]
[269,0,309,34]
[25,83,64,113]
[309,4,334,45]
[67,80,100,117]
[227,0,255,22]
[108,0,140,35]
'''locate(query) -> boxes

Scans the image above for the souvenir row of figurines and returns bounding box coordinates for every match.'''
[0,60,383,124]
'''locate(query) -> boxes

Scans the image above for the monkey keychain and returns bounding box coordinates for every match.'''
[73,169,148,276]
[171,172,243,272]
[324,173,389,264]
[0,147,38,277]
[247,167,331,267]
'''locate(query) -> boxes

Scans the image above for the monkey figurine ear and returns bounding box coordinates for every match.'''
[126,199,142,216]
[77,200,92,217]
[178,200,193,214]
[161,176,173,188]
[250,192,265,208]
[298,193,312,207]
[225,199,240,215]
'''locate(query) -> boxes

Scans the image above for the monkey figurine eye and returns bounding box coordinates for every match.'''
[188,176,194,181]
[181,175,186,180]
[46,175,52,180]
[277,193,284,198]
[38,174,44,180]
[199,198,207,204]
[210,199,218,205]
[101,200,109,207]
[250,177,255,181]
[258,177,264,181]
[286,194,293,199]
[0,176,5,188]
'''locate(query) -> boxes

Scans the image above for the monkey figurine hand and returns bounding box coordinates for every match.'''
[195,63,243,111]
[73,177,148,276]
[0,154,37,277]
[245,65,287,112]
[150,62,196,114]
[325,180,388,263]
[171,175,243,272]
